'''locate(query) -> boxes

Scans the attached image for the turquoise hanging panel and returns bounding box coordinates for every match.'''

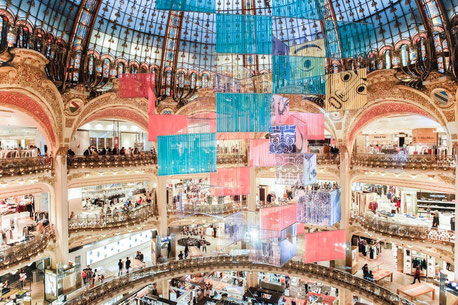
[272,0,323,19]
[216,93,272,132]
[325,21,373,58]
[216,14,272,54]
[155,0,216,13]
[158,133,216,176]
[272,56,325,94]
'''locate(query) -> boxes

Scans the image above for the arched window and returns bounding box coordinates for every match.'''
[409,48,417,64]
[72,51,82,82]
[88,55,95,75]
[420,38,427,61]
[400,45,409,67]
[102,58,110,78]
[117,62,125,76]
[177,71,185,88]
[202,73,209,88]
[190,72,197,89]
[385,50,392,69]
[16,26,29,48]
[165,71,172,95]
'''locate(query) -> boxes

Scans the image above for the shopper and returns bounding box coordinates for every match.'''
[19,270,27,288]
[362,264,369,277]
[432,211,440,229]
[178,251,184,260]
[118,259,124,276]
[184,244,189,259]
[202,237,207,252]
[451,215,455,231]
[412,266,421,284]
[125,257,131,273]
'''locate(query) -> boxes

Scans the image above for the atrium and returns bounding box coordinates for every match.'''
[0,0,456,304]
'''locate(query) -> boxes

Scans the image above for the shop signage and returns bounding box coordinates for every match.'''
[412,128,436,144]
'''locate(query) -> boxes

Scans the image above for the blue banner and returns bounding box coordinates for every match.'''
[325,21,373,58]
[158,133,216,176]
[272,56,325,94]
[272,0,323,19]
[216,93,272,132]
[216,14,272,54]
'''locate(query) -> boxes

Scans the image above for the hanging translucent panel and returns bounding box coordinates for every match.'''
[289,39,326,57]
[119,73,155,98]
[249,139,276,167]
[273,36,290,56]
[269,125,297,154]
[296,189,341,226]
[188,112,217,133]
[271,95,290,126]
[217,133,252,140]
[216,93,271,133]
[216,14,272,54]
[210,167,250,197]
[224,212,244,244]
[325,68,368,112]
[275,154,316,185]
[272,0,323,19]
[260,205,297,231]
[272,56,325,94]
[155,0,216,13]
[158,133,216,176]
[304,230,346,263]
[148,115,188,142]
[283,113,324,140]
[325,21,373,59]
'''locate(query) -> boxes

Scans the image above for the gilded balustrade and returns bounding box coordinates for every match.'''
[64,255,414,305]
[68,204,158,232]
[352,153,455,171]
[0,156,53,178]
[67,153,157,169]
[0,225,55,270]
[351,213,455,244]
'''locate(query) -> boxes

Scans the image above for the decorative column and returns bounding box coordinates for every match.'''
[455,143,458,281]
[247,167,257,212]
[338,145,352,271]
[51,148,69,265]
[246,271,258,288]
[157,175,168,236]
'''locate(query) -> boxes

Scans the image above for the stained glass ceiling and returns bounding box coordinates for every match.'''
[3,0,458,72]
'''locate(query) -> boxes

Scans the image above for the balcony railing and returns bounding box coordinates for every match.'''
[316,153,340,165]
[63,255,414,305]
[67,153,157,170]
[352,153,456,171]
[69,204,158,232]
[0,225,55,270]
[351,213,455,244]
[0,156,53,178]
[169,202,247,217]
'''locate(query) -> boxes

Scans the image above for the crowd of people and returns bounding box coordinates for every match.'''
[67,146,156,158]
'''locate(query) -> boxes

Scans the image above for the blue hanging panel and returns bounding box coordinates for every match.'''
[155,0,216,13]
[272,0,323,19]
[269,125,297,154]
[216,93,272,132]
[272,56,325,94]
[325,21,373,58]
[158,133,216,176]
[216,14,272,54]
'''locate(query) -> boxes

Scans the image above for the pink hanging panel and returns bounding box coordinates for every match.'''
[148,114,188,141]
[304,230,346,263]
[188,112,217,133]
[210,167,250,196]
[249,139,276,167]
[285,112,324,140]
[259,205,297,231]
[119,73,155,98]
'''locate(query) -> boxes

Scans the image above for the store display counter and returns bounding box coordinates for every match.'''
[397,283,435,301]
[371,268,393,283]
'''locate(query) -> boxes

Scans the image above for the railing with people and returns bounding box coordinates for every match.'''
[68,203,158,232]
[0,156,53,178]
[0,225,55,270]
[67,152,157,170]
[351,153,456,171]
[351,213,455,244]
[168,202,247,218]
[63,255,414,305]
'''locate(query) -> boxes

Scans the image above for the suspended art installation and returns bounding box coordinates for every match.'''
[155,0,216,13]
[249,139,276,167]
[210,167,250,197]
[275,154,316,185]
[325,68,368,111]
[325,21,373,59]
[148,114,188,141]
[272,56,326,94]
[216,93,271,133]
[289,39,326,57]
[284,112,324,140]
[269,125,297,154]
[303,230,346,263]
[303,153,317,185]
[296,189,342,226]
[273,36,290,56]
[271,0,323,19]
[119,73,156,114]
[271,94,290,126]
[259,205,297,231]
[188,112,217,133]
[216,14,272,54]
[157,133,216,176]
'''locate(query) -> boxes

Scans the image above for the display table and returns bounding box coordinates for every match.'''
[371,269,393,283]
[396,283,435,301]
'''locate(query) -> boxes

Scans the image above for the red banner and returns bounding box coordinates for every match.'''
[249,139,276,167]
[119,73,155,98]
[259,205,297,231]
[210,167,250,197]
[148,114,188,141]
